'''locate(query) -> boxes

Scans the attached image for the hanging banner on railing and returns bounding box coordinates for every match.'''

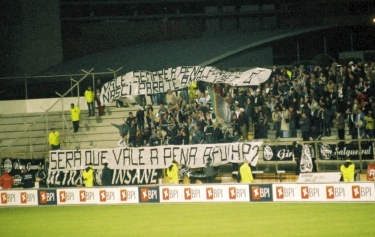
[319,142,374,160]
[48,142,263,172]
[99,67,271,104]
[1,158,45,188]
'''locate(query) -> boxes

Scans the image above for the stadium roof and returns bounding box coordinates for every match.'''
[42,20,372,77]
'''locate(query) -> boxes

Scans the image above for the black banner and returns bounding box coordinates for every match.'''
[319,142,374,160]
[1,158,45,187]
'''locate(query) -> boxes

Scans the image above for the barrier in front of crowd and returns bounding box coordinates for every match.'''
[1,182,374,206]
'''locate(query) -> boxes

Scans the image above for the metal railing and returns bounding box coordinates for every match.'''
[0,68,124,159]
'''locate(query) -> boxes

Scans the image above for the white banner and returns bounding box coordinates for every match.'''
[0,190,38,206]
[100,66,271,104]
[297,172,342,183]
[300,145,313,173]
[56,187,139,205]
[159,185,250,203]
[49,142,262,172]
[273,183,375,202]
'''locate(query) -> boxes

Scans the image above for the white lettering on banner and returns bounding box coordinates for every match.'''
[352,185,373,199]
[335,146,372,157]
[162,188,179,200]
[100,66,271,104]
[301,186,320,199]
[113,169,158,185]
[229,187,247,200]
[184,188,201,200]
[326,186,345,199]
[49,142,262,172]
[276,187,295,199]
[277,149,293,160]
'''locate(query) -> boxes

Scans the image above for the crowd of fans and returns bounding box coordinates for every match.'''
[112,60,375,147]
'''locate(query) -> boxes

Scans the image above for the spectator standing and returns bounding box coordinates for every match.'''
[280,106,290,138]
[239,160,253,183]
[70,103,81,133]
[157,104,168,124]
[191,124,205,144]
[48,128,60,150]
[82,163,94,187]
[220,126,233,143]
[238,108,248,141]
[204,158,215,183]
[299,112,311,141]
[346,109,357,139]
[245,98,254,131]
[146,104,154,129]
[335,111,345,140]
[167,160,179,184]
[364,110,374,138]
[35,165,47,188]
[136,107,145,132]
[212,122,223,143]
[340,157,355,182]
[101,162,112,186]
[355,108,365,138]
[292,141,302,175]
[95,88,105,116]
[111,122,129,146]
[289,107,297,138]
[272,108,282,138]
[21,169,34,189]
[84,86,95,117]
[125,112,135,125]
[258,110,268,139]
[128,119,138,147]
[165,89,177,106]
[0,171,14,189]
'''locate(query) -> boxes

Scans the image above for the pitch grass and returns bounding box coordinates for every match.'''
[1,203,374,237]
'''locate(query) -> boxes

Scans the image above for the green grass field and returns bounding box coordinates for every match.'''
[1,203,374,237]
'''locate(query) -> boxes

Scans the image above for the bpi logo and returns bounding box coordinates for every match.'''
[184,188,201,200]
[38,190,57,205]
[79,190,95,202]
[352,185,372,199]
[162,188,179,200]
[139,187,159,203]
[59,191,74,203]
[20,192,36,204]
[301,186,320,199]
[250,185,273,201]
[1,192,16,204]
[100,190,115,202]
[229,187,247,200]
[275,186,295,199]
[326,186,345,199]
[120,189,136,202]
[206,187,223,200]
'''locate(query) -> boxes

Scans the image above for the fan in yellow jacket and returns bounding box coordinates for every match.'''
[240,160,253,183]
[340,157,355,182]
[48,128,60,150]
[70,103,81,133]
[167,160,179,184]
[84,86,95,117]
[82,163,94,187]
